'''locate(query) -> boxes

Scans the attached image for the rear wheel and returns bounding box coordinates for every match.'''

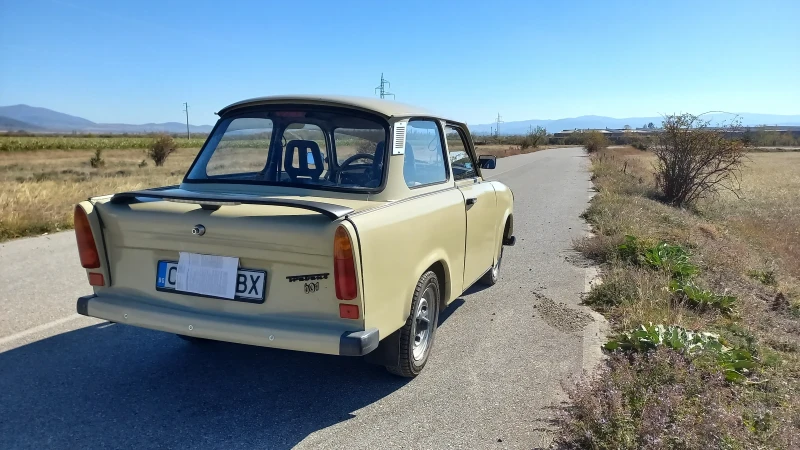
[386,271,440,377]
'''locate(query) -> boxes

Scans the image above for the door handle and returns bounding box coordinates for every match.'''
[466,197,478,206]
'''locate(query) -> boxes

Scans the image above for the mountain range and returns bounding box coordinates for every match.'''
[2,104,798,135]
[469,113,800,135]
[0,105,214,134]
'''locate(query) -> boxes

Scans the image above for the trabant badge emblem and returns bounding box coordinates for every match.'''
[191,224,206,236]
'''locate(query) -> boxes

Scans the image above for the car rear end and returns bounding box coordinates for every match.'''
[73,196,377,356]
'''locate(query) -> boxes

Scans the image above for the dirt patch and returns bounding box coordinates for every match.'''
[533,293,594,333]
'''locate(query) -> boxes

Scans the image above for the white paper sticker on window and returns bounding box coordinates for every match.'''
[392,120,408,155]
[176,252,239,299]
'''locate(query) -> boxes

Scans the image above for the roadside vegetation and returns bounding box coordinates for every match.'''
[0,134,206,152]
[554,119,800,448]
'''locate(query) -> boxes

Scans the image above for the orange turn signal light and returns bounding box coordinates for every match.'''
[339,304,359,319]
[88,272,105,286]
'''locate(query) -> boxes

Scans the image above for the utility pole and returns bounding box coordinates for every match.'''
[183,102,190,139]
[495,113,503,138]
[374,73,395,99]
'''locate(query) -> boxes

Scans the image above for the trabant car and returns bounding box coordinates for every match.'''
[74,95,515,377]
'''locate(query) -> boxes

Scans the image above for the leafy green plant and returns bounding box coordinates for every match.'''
[669,279,737,315]
[604,323,755,382]
[583,130,609,153]
[617,235,698,279]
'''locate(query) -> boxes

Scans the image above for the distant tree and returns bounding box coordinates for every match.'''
[583,131,609,153]
[624,125,632,130]
[647,122,655,129]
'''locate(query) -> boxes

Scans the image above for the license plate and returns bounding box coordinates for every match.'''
[155,260,266,303]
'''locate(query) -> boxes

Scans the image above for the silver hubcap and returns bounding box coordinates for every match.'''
[492,248,503,278]
[411,287,434,361]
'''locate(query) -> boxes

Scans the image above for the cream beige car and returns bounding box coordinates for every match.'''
[74,95,515,377]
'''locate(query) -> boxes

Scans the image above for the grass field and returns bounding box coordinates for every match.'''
[555,147,800,449]
[0,141,555,241]
[0,135,207,151]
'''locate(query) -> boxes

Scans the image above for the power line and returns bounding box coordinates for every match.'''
[183,102,190,139]
[375,73,395,99]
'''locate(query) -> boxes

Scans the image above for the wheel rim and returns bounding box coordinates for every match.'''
[492,247,503,278]
[411,286,434,361]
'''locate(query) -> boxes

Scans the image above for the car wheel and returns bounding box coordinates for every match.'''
[386,271,440,377]
[479,245,503,286]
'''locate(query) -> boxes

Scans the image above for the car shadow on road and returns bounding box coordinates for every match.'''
[0,322,412,449]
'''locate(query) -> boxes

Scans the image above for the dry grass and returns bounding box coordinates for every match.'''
[0,148,198,240]
[558,148,800,449]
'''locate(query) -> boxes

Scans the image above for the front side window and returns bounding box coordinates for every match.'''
[445,125,477,180]
[404,120,447,187]
[186,109,388,191]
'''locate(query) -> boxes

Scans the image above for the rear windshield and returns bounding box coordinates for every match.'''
[186,108,388,191]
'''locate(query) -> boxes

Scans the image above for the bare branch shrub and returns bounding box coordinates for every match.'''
[653,114,747,208]
[148,134,177,167]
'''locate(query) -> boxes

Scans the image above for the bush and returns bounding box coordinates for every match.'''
[583,130,609,153]
[519,126,547,150]
[630,136,652,151]
[653,114,748,207]
[147,134,177,166]
[89,149,105,168]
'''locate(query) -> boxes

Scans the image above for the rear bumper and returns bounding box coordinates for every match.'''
[77,295,379,356]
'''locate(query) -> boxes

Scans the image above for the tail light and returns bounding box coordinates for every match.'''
[333,226,357,300]
[74,205,100,269]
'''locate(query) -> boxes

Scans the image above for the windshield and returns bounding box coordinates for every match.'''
[186,108,388,191]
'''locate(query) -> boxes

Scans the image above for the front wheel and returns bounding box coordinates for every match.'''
[479,246,503,286]
[386,271,440,377]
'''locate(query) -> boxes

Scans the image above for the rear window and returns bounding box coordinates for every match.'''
[186,109,388,191]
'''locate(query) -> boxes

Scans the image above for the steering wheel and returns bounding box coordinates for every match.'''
[336,153,375,182]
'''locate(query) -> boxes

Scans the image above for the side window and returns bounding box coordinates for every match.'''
[445,125,477,180]
[207,118,273,176]
[404,120,447,187]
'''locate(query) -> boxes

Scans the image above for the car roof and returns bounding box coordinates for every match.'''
[217,95,457,122]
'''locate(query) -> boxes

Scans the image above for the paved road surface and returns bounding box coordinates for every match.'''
[0,147,603,449]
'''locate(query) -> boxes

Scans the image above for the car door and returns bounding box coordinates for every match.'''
[445,124,498,286]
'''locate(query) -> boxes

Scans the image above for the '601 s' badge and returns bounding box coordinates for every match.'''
[191,224,206,236]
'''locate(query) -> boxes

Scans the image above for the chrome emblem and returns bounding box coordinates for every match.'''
[191,224,206,236]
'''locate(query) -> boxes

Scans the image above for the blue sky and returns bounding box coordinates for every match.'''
[1,0,798,126]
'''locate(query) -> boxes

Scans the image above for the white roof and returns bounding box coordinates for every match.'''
[217,95,450,121]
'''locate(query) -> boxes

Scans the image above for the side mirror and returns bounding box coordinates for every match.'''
[478,155,497,170]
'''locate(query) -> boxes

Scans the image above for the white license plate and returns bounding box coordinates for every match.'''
[155,260,266,303]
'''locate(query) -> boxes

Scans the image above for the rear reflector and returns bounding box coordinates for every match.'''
[74,205,100,269]
[88,273,105,286]
[339,304,359,319]
[333,226,357,300]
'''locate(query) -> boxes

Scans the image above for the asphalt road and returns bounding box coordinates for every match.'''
[0,146,604,450]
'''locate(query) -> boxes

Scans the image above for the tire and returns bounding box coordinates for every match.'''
[385,271,441,377]
[479,245,503,286]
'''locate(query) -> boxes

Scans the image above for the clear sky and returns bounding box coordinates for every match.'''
[1,0,798,126]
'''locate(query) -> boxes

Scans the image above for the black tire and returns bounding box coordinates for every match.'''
[176,334,210,344]
[479,246,503,286]
[385,271,440,377]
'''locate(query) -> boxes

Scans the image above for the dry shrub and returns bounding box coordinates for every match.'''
[148,134,177,166]
[584,131,610,153]
[89,149,105,168]
[654,114,748,208]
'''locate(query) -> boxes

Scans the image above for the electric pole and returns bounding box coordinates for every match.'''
[374,73,395,99]
[183,102,190,139]
[495,113,503,138]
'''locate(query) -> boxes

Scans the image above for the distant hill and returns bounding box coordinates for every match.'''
[0,115,45,131]
[0,104,213,134]
[470,113,800,135]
